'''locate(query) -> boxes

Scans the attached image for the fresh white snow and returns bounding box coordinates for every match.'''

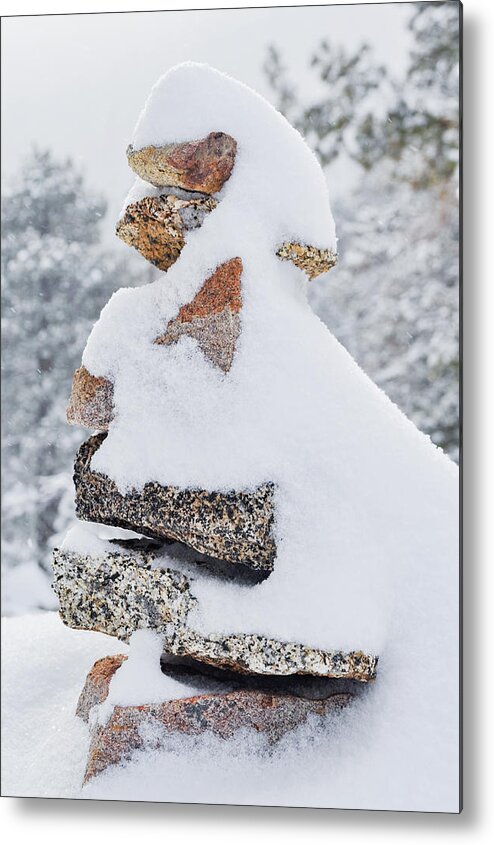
[1,612,460,810]
[80,63,458,657]
[1,64,459,811]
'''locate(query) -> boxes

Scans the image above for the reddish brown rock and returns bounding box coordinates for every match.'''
[276,242,338,280]
[127,132,237,194]
[83,679,352,782]
[76,654,128,722]
[116,192,217,271]
[66,366,114,431]
[154,258,243,372]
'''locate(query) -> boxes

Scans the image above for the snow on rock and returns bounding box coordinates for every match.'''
[2,612,459,810]
[23,64,459,808]
[1,613,127,799]
[80,63,457,661]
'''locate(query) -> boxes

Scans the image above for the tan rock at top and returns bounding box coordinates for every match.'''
[127,132,237,194]
[66,366,114,431]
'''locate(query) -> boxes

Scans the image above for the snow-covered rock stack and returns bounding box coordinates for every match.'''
[51,64,457,789]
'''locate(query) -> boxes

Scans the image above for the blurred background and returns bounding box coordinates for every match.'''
[1,1,460,615]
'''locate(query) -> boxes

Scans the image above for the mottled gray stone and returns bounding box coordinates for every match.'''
[164,629,378,682]
[73,433,276,572]
[52,547,196,642]
[52,545,378,682]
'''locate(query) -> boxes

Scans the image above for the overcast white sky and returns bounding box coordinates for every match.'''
[1,3,413,243]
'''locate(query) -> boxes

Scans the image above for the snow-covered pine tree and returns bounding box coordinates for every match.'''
[1,150,134,611]
[309,171,459,460]
[264,0,460,460]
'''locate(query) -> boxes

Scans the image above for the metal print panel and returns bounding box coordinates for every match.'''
[1,1,461,812]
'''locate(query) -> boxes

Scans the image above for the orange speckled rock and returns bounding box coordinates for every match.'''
[154,258,243,372]
[116,192,217,271]
[66,366,114,431]
[127,132,237,195]
[82,669,352,782]
[76,654,128,722]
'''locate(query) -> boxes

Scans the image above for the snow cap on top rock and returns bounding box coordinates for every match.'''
[129,62,337,252]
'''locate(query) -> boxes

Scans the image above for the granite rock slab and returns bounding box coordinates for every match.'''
[52,547,196,642]
[52,544,378,682]
[73,433,277,571]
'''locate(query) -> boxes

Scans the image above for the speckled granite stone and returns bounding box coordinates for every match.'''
[83,681,352,782]
[116,191,217,271]
[52,544,378,682]
[73,433,277,571]
[164,629,378,682]
[154,258,243,372]
[66,366,114,431]
[52,547,196,641]
[276,242,338,279]
[127,132,237,194]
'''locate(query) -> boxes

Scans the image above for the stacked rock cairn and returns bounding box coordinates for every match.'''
[53,105,377,784]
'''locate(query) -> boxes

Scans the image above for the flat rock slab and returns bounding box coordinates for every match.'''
[164,629,378,682]
[154,258,243,372]
[116,191,217,271]
[276,242,337,279]
[80,653,353,782]
[52,547,196,642]
[73,433,276,571]
[52,545,378,682]
[66,366,114,431]
[127,132,237,194]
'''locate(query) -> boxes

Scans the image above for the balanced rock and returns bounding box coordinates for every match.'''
[53,543,378,682]
[80,651,353,782]
[66,366,114,431]
[164,629,378,682]
[155,257,242,372]
[116,189,217,271]
[52,547,196,642]
[73,433,276,571]
[127,132,237,194]
[276,242,338,280]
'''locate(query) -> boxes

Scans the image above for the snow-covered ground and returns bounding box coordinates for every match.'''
[2,609,459,810]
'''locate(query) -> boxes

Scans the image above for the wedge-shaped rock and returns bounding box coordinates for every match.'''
[276,242,337,280]
[81,653,352,782]
[127,132,237,194]
[66,366,114,431]
[73,433,276,571]
[116,190,217,271]
[76,653,128,722]
[52,548,195,642]
[52,545,378,682]
[154,258,242,372]
[164,629,378,682]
